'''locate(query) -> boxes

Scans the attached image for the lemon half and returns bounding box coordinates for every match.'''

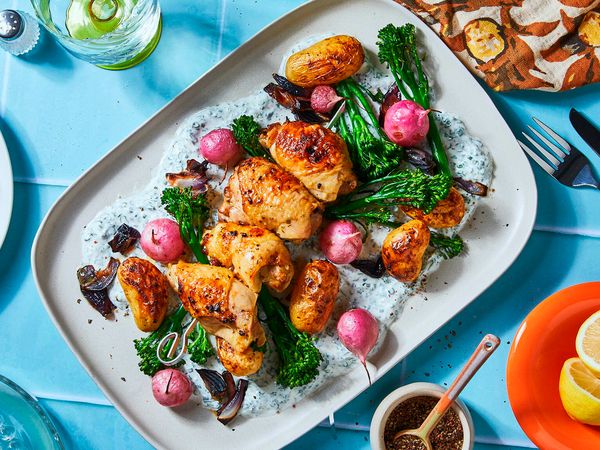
[559,357,600,425]
[576,310,600,376]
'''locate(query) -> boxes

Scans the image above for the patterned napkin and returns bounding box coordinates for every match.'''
[395,0,600,91]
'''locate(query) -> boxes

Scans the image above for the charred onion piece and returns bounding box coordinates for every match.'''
[165,159,210,194]
[350,256,386,279]
[217,379,249,425]
[295,109,329,124]
[217,371,237,415]
[77,258,119,318]
[272,73,312,98]
[80,289,115,318]
[378,84,402,126]
[108,224,140,255]
[264,82,329,124]
[77,257,119,291]
[406,148,436,175]
[264,83,303,111]
[222,371,236,402]
[454,177,488,197]
[197,369,227,401]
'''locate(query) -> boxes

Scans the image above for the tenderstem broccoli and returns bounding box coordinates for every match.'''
[134,304,188,376]
[377,23,451,177]
[161,186,210,264]
[133,186,215,377]
[336,78,403,181]
[186,321,214,365]
[258,287,322,388]
[326,169,452,224]
[231,115,272,160]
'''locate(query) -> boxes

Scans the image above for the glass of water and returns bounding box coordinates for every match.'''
[30,0,162,70]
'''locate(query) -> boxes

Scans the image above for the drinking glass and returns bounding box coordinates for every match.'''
[30,0,162,70]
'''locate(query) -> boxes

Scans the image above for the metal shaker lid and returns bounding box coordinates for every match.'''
[0,10,24,40]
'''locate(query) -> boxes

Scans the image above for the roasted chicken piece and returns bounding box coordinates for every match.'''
[289,260,340,334]
[401,187,465,228]
[259,121,357,202]
[381,220,430,283]
[202,223,294,293]
[117,257,169,332]
[219,157,323,242]
[167,262,266,352]
[216,337,263,377]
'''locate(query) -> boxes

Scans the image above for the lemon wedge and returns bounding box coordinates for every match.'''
[559,357,600,425]
[576,310,600,376]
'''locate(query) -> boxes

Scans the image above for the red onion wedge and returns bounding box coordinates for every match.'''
[454,177,488,196]
[77,257,119,291]
[77,258,119,318]
[108,224,140,255]
[217,379,249,425]
[350,256,385,279]
[222,371,236,402]
[197,369,227,402]
[272,73,312,98]
[165,159,210,194]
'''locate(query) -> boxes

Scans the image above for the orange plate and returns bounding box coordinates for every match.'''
[507,282,600,449]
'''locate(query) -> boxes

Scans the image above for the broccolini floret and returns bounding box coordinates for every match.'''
[258,288,322,388]
[231,115,272,160]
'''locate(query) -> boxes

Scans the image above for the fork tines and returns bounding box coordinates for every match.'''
[517,117,599,189]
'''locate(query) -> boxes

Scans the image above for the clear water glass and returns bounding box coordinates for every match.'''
[30,0,162,70]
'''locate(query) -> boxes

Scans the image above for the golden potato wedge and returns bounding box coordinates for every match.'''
[289,260,340,334]
[117,257,169,332]
[401,188,465,228]
[381,220,430,283]
[216,337,263,377]
[285,35,365,88]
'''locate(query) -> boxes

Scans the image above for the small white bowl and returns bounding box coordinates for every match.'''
[370,382,474,450]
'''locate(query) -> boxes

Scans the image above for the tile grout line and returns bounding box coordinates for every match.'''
[14,176,72,187]
[215,0,228,61]
[0,0,16,115]
[533,224,600,239]
[0,49,11,117]
[33,391,113,407]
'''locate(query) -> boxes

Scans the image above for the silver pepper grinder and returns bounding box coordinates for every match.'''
[0,10,40,56]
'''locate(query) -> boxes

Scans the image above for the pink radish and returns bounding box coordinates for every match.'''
[140,218,186,263]
[199,128,242,166]
[337,308,379,385]
[384,100,430,147]
[310,85,344,114]
[319,220,362,264]
[152,369,193,407]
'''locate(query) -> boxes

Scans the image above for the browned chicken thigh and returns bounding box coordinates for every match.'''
[202,222,294,293]
[167,262,266,352]
[260,121,357,202]
[219,157,323,242]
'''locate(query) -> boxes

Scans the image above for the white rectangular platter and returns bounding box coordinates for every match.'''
[32,0,537,448]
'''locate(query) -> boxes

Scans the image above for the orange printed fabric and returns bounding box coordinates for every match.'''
[395,0,600,91]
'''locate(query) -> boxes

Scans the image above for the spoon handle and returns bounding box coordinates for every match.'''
[419,334,500,437]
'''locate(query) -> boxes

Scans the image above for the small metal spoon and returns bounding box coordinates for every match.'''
[394,334,500,449]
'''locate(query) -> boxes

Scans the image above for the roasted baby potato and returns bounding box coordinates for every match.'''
[381,220,430,283]
[289,260,340,334]
[401,187,465,228]
[285,35,365,88]
[216,337,263,376]
[117,257,169,332]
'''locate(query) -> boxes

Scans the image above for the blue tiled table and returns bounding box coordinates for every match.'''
[1,1,599,448]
